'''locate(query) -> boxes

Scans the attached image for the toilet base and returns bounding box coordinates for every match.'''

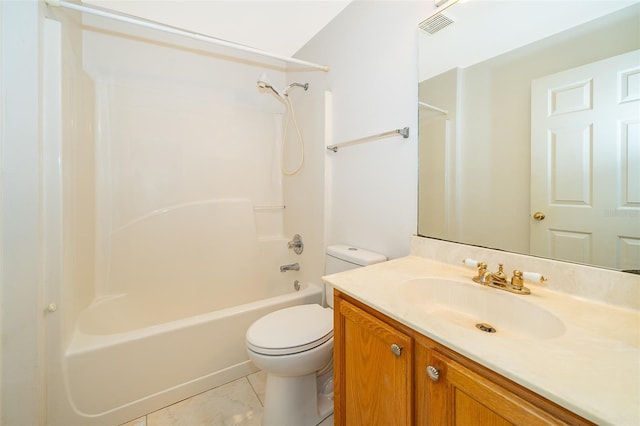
[262,371,333,426]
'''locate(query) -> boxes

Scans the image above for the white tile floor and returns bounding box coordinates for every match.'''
[120,371,334,426]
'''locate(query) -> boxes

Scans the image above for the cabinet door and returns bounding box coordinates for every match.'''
[335,299,413,426]
[423,349,567,426]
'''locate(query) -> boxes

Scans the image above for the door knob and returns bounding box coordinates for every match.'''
[532,211,546,221]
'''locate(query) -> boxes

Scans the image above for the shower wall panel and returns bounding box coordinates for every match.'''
[80,24,287,299]
[57,12,98,349]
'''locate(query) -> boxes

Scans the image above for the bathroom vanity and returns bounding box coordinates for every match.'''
[324,238,640,426]
[334,291,592,425]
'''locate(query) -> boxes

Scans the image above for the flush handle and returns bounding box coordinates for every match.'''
[426,365,440,382]
[390,343,403,357]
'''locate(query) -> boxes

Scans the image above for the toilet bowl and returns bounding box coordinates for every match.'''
[245,245,386,426]
[246,304,334,426]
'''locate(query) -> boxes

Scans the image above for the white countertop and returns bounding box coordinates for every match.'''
[323,256,640,426]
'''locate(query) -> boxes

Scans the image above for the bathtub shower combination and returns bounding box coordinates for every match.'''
[42,6,321,425]
[58,201,322,424]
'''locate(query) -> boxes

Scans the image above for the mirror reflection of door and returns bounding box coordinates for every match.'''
[530,50,640,269]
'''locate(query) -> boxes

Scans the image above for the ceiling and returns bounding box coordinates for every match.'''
[85,0,353,57]
[418,0,639,81]
[82,0,637,79]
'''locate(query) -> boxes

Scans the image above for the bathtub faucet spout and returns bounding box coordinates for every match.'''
[280,262,300,272]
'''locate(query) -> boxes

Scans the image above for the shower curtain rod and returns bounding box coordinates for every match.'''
[44,0,330,72]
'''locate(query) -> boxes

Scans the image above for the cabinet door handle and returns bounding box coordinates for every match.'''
[426,365,440,382]
[390,343,403,356]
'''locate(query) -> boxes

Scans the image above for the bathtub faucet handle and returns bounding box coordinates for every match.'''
[287,234,304,255]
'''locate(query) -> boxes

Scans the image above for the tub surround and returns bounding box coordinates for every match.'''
[323,236,640,425]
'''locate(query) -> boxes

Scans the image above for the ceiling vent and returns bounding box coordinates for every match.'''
[419,13,454,35]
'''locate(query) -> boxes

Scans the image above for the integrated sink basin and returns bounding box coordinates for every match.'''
[398,278,566,339]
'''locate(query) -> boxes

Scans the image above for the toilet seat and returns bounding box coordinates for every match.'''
[246,304,333,356]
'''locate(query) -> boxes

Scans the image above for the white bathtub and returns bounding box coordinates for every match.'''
[44,200,319,425]
[61,283,323,425]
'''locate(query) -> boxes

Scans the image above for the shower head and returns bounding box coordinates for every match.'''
[257,73,308,99]
[282,82,309,97]
[257,73,283,98]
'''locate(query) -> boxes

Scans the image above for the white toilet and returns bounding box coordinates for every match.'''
[245,245,387,426]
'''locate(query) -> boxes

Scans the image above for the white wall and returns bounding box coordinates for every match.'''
[291,1,422,267]
[0,1,46,424]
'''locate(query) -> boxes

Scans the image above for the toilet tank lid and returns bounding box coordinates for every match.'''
[326,245,387,266]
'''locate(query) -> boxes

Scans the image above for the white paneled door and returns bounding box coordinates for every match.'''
[530,50,640,270]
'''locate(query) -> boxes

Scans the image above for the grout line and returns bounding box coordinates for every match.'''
[122,372,265,425]
[246,373,265,407]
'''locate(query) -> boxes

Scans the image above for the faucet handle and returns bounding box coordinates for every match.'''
[462,258,482,268]
[511,269,547,290]
[465,259,488,285]
[510,270,524,290]
[509,270,532,294]
[522,271,547,283]
[287,234,304,255]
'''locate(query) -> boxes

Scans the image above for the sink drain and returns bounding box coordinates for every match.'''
[476,323,497,333]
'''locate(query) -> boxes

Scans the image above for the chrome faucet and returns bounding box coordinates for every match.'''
[280,262,300,272]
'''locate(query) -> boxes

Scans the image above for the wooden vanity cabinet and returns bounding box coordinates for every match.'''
[334,290,594,426]
[414,336,594,425]
[334,293,413,425]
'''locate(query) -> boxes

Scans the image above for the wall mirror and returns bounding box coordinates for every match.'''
[418,0,640,271]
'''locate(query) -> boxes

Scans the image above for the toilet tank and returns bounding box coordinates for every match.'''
[325,245,387,308]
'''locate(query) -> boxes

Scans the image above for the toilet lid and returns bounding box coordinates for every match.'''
[246,304,333,356]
